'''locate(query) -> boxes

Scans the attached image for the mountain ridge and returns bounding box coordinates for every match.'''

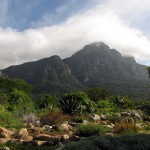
[2,42,150,100]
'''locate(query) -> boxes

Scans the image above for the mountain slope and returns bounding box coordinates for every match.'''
[3,55,81,94]
[64,42,148,86]
[2,42,150,100]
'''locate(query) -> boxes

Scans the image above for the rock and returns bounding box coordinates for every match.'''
[0,147,10,150]
[34,127,44,134]
[89,114,100,122]
[111,123,115,127]
[0,138,10,144]
[52,125,61,131]
[69,135,80,141]
[19,128,28,136]
[43,125,52,131]
[100,114,107,121]
[60,123,72,131]
[20,135,33,141]
[61,134,70,141]
[104,125,113,129]
[121,112,129,117]
[33,134,54,141]
[68,131,74,135]
[58,142,65,148]
[101,121,108,125]
[105,133,114,136]
[82,120,89,125]
[7,139,22,145]
[31,140,47,146]
[35,120,41,127]
[68,122,77,127]
[136,123,143,130]
[0,127,14,138]
[128,118,135,123]
[27,124,35,129]
[54,135,62,143]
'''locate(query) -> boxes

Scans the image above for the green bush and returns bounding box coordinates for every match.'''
[0,105,25,128]
[63,134,150,150]
[59,92,97,115]
[75,124,111,137]
[85,87,112,103]
[97,99,115,114]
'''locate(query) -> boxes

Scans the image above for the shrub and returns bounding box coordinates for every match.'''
[0,107,25,128]
[59,92,97,115]
[37,94,58,111]
[85,87,111,103]
[63,134,150,150]
[114,120,138,135]
[75,124,111,137]
[22,113,39,124]
[40,112,71,125]
[71,115,88,123]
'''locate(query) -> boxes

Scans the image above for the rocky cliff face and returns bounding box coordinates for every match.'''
[64,42,149,87]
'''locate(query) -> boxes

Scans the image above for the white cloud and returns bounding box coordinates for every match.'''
[1,0,150,69]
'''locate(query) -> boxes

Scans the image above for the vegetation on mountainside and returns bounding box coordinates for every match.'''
[0,76,149,150]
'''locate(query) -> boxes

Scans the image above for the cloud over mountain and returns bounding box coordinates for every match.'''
[0,0,150,69]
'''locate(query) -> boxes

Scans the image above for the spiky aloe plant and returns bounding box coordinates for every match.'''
[59,96,82,115]
[59,92,97,115]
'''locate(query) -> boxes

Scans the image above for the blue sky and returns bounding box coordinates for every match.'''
[0,0,150,69]
[0,0,100,30]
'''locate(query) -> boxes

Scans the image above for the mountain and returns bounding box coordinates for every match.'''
[2,55,81,94]
[2,42,150,100]
[64,42,149,86]
[0,71,7,79]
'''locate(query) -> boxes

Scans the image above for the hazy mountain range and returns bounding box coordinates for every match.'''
[2,42,150,101]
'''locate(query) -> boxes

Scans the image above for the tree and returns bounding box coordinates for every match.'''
[85,87,111,103]
[111,95,134,109]
[8,88,34,115]
[37,94,58,111]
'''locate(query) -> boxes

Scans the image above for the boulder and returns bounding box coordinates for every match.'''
[0,147,10,150]
[82,120,89,125]
[136,123,143,130]
[20,135,33,141]
[52,125,61,131]
[0,127,14,138]
[34,127,44,134]
[69,135,80,141]
[100,114,107,121]
[104,125,113,129]
[0,138,10,144]
[60,123,72,131]
[43,125,52,132]
[101,121,108,125]
[27,124,35,129]
[105,133,114,136]
[33,134,54,141]
[19,128,28,136]
[31,140,47,146]
[61,134,70,141]
[89,114,100,122]
[68,122,77,127]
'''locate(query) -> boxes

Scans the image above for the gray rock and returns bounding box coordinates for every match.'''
[89,114,100,122]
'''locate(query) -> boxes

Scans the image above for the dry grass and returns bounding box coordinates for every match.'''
[114,120,138,135]
[40,112,71,125]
